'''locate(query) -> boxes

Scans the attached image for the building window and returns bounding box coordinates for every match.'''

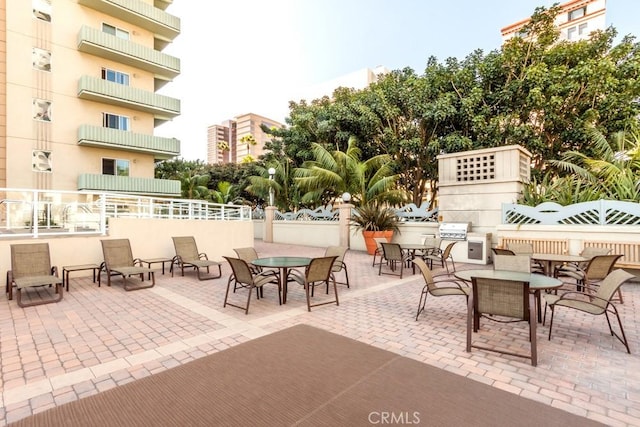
[578,22,589,36]
[33,99,52,122]
[101,68,129,85]
[103,113,129,130]
[102,158,130,176]
[33,0,51,22]
[32,150,52,173]
[32,47,51,72]
[567,26,577,40]
[568,7,586,21]
[102,23,129,40]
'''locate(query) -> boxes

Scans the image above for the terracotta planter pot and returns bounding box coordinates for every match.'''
[362,230,394,255]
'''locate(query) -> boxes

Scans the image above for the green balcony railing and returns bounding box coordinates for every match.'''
[78,125,180,159]
[78,0,180,40]
[78,174,181,196]
[78,75,180,120]
[78,26,180,80]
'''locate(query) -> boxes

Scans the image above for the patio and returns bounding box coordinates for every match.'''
[1,240,639,426]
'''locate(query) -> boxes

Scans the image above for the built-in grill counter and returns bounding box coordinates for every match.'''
[437,223,491,265]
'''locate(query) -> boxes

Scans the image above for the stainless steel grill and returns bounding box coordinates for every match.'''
[438,222,470,241]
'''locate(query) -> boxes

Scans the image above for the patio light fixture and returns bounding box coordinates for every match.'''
[268,167,276,207]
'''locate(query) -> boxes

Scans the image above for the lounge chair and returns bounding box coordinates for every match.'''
[171,236,221,280]
[8,243,63,307]
[101,239,155,291]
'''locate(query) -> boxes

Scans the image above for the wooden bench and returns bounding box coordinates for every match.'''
[582,241,640,269]
[498,238,569,255]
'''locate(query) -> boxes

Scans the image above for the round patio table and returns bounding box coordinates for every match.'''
[252,257,311,304]
[531,253,587,276]
[400,243,436,274]
[454,269,562,323]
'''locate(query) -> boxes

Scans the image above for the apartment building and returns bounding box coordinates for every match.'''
[207,113,283,164]
[501,0,606,43]
[1,0,182,196]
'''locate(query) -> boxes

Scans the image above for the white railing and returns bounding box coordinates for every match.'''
[502,200,640,225]
[271,202,439,222]
[0,188,251,238]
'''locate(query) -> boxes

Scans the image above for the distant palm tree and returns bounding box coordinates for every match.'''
[181,171,210,200]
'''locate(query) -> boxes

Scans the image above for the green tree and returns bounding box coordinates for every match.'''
[294,137,405,207]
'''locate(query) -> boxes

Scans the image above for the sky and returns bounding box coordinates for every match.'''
[155,0,640,161]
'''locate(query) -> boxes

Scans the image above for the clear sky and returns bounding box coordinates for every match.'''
[155,0,640,161]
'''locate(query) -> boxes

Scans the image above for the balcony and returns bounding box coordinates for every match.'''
[77,75,180,122]
[78,174,181,196]
[78,26,180,80]
[78,125,180,159]
[78,0,180,41]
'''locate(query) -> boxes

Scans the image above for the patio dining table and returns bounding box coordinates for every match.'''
[252,257,311,304]
[400,243,436,274]
[531,253,587,277]
[454,269,562,323]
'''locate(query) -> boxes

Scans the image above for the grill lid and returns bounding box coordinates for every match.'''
[438,222,470,240]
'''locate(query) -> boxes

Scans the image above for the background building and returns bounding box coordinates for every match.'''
[1,0,182,196]
[207,113,283,164]
[501,0,606,43]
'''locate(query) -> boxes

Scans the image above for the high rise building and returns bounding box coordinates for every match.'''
[207,113,283,164]
[1,0,182,196]
[501,0,606,43]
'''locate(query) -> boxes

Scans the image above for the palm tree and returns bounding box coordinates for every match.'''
[180,171,210,200]
[550,128,640,202]
[294,136,405,207]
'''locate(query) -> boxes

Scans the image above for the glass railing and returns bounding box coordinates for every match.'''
[0,188,251,238]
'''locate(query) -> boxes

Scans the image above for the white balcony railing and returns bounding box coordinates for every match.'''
[0,188,251,238]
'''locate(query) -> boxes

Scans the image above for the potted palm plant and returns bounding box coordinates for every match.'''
[351,203,400,255]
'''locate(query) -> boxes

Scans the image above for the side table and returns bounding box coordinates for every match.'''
[140,257,173,279]
[62,264,101,291]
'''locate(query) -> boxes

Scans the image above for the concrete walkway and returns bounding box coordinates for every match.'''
[1,240,639,426]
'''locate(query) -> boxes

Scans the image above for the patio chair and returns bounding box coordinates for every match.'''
[233,247,265,274]
[100,239,155,291]
[493,254,531,273]
[324,246,350,291]
[506,242,544,274]
[543,269,634,353]
[171,236,221,280]
[467,277,537,366]
[232,247,279,297]
[419,236,442,257]
[379,242,411,278]
[554,254,623,300]
[414,258,470,321]
[288,256,339,311]
[223,257,281,315]
[423,241,457,274]
[7,243,63,307]
[371,237,388,267]
[554,247,612,284]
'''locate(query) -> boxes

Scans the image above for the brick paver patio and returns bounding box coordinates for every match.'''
[1,240,639,426]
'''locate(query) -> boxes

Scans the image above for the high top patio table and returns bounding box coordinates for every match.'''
[454,269,562,323]
[252,257,311,304]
